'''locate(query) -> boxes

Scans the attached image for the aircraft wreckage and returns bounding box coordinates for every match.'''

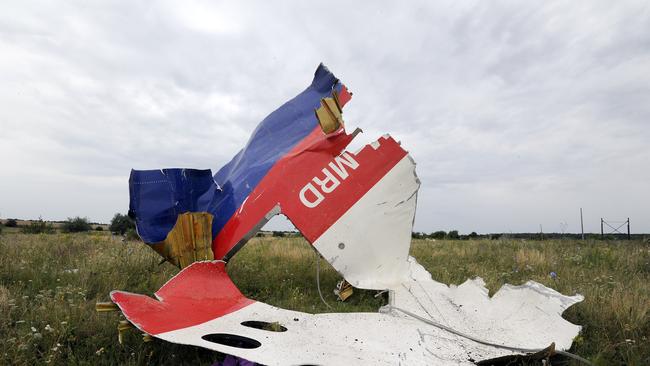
[100,64,589,365]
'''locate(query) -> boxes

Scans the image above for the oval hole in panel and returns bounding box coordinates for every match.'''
[241,321,288,332]
[201,333,261,349]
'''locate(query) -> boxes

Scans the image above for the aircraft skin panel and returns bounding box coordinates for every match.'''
[212,125,356,259]
[110,261,254,336]
[128,64,352,247]
[312,153,419,290]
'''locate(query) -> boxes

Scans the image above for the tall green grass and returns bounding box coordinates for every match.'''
[0,233,648,365]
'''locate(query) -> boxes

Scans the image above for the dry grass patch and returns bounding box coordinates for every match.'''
[0,233,648,365]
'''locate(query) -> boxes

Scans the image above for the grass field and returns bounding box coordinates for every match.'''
[0,233,648,365]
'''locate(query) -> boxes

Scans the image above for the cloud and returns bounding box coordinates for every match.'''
[0,1,648,233]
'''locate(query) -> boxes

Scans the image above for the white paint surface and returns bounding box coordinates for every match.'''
[388,257,584,352]
[313,155,420,290]
[155,257,583,365]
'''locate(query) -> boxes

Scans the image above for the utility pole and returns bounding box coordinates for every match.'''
[600,218,604,239]
[627,218,631,240]
[580,208,585,240]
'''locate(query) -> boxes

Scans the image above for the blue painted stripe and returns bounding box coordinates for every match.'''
[128,169,219,243]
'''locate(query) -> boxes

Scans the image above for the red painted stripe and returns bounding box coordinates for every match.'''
[212,83,354,259]
[213,130,407,259]
[284,136,407,242]
[338,85,352,107]
[213,126,354,258]
[111,262,253,335]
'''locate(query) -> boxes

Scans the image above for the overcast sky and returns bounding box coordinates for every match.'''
[1,1,648,234]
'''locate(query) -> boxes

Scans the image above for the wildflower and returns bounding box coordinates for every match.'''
[31,326,37,332]
[45,324,54,333]
[549,271,558,280]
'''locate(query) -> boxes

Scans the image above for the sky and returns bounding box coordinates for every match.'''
[1,1,648,234]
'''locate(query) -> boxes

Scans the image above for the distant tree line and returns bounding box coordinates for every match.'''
[3,215,645,242]
[412,230,479,240]
[20,216,92,234]
[411,231,646,241]
[61,217,93,232]
[22,218,55,234]
[0,215,129,235]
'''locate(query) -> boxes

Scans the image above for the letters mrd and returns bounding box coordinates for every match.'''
[298,153,359,208]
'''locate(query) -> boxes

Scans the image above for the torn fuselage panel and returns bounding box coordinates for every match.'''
[128,64,352,251]
[212,133,420,291]
[110,261,253,335]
